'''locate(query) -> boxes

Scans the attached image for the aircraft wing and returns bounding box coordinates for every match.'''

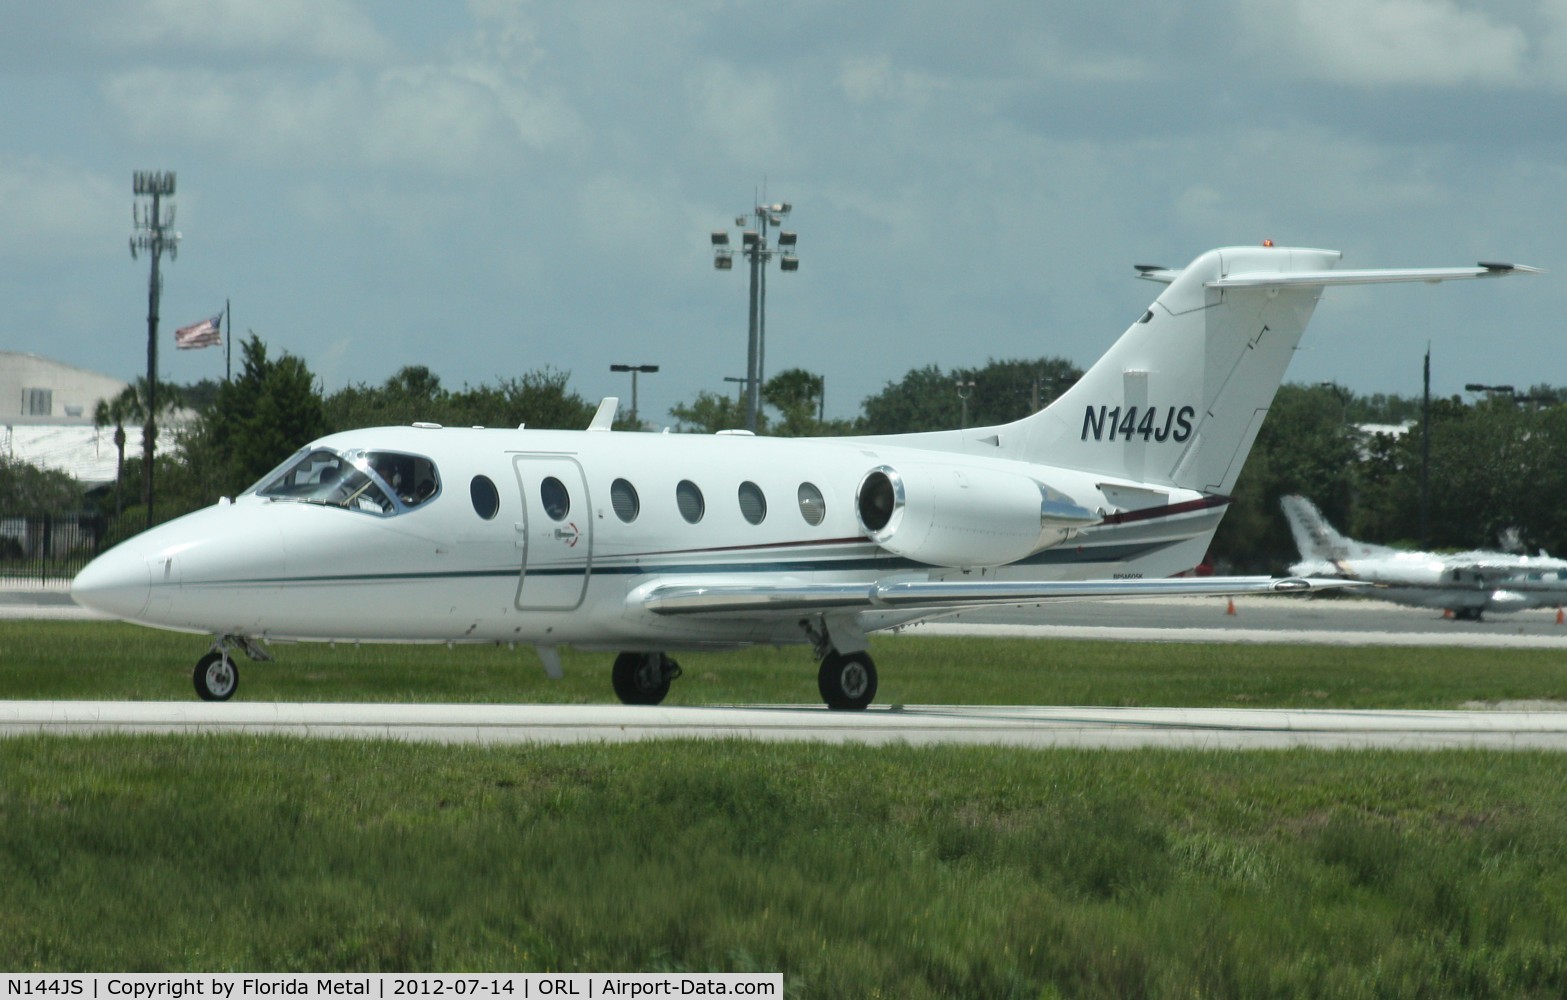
[640,575,1362,616]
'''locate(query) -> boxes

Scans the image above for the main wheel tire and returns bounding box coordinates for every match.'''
[612,651,674,705]
[818,651,877,711]
[194,650,239,701]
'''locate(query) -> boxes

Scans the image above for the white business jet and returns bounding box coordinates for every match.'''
[1284,494,1567,620]
[71,244,1536,707]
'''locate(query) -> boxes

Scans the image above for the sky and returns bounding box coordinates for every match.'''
[2,0,1563,425]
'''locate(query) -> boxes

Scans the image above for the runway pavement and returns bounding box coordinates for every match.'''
[912,595,1567,649]
[7,583,1567,749]
[4,700,1567,749]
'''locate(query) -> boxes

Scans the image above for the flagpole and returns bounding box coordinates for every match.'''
[225,298,232,382]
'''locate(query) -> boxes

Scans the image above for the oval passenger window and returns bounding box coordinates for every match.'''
[611,478,640,523]
[470,476,500,520]
[541,477,571,521]
[676,480,705,524]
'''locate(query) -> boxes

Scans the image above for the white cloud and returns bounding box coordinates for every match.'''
[92,0,394,62]
[1244,0,1529,86]
[690,61,791,164]
[101,66,531,176]
[0,158,122,261]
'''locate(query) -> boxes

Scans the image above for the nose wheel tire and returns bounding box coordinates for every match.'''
[194,650,239,701]
[819,651,877,711]
[612,651,680,705]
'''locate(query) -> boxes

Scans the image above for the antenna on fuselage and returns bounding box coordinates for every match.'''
[587,397,619,431]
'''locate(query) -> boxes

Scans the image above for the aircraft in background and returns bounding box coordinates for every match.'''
[1283,494,1567,620]
[72,245,1536,707]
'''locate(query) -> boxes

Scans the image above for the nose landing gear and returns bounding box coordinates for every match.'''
[192,635,273,701]
[194,650,238,701]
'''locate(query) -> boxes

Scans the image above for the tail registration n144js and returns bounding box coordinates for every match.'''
[72,245,1536,709]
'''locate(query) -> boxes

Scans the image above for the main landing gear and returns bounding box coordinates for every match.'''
[612,651,683,705]
[608,634,880,711]
[817,650,878,711]
[804,616,878,711]
[192,635,273,701]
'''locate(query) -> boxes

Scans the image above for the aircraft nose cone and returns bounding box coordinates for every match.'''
[71,544,152,621]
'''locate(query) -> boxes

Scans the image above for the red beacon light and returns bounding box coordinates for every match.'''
[1262,238,1275,247]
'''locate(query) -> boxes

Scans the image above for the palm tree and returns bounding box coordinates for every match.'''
[93,379,184,517]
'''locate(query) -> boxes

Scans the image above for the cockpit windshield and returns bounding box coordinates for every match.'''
[249,448,441,515]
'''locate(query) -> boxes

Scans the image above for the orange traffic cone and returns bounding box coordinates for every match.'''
[1556,608,1564,626]
[1226,597,1236,616]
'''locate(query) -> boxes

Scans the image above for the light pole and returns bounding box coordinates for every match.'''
[956,379,976,429]
[129,170,179,530]
[1319,380,1352,426]
[610,364,659,430]
[711,200,799,433]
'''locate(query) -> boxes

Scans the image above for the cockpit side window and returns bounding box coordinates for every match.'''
[365,451,441,508]
[252,447,440,516]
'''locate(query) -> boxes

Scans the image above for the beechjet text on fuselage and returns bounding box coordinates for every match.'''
[71,245,1538,708]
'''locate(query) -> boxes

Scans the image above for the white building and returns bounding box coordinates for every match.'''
[0,352,185,486]
[1,352,127,422]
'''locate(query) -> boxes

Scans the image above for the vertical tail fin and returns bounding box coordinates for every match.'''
[998,247,1536,497]
[1280,494,1381,572]
[1007,246,1338,494]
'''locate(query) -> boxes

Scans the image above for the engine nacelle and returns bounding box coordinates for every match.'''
[854,464,1099,569]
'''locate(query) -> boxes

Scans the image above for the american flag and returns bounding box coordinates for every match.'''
[174,312,223,350]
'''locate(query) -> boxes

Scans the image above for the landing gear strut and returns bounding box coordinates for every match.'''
[612,651,682,705]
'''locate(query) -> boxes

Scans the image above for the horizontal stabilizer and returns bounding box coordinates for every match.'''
[1134,264,1181,284]
[641,575,1366,616]
[1211,263,1542,289]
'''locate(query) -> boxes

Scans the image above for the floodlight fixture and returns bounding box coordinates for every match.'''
[133,170,176,196]
[710,195,802,432]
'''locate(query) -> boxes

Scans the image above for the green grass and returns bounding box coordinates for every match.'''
[4,619,1567,708]
[3,736,1567,996]
[7,623,1567,992]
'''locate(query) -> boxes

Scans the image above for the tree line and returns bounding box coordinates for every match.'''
[6,332,1562,573]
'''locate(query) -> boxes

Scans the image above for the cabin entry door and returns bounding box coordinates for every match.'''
[512,454,593,611]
